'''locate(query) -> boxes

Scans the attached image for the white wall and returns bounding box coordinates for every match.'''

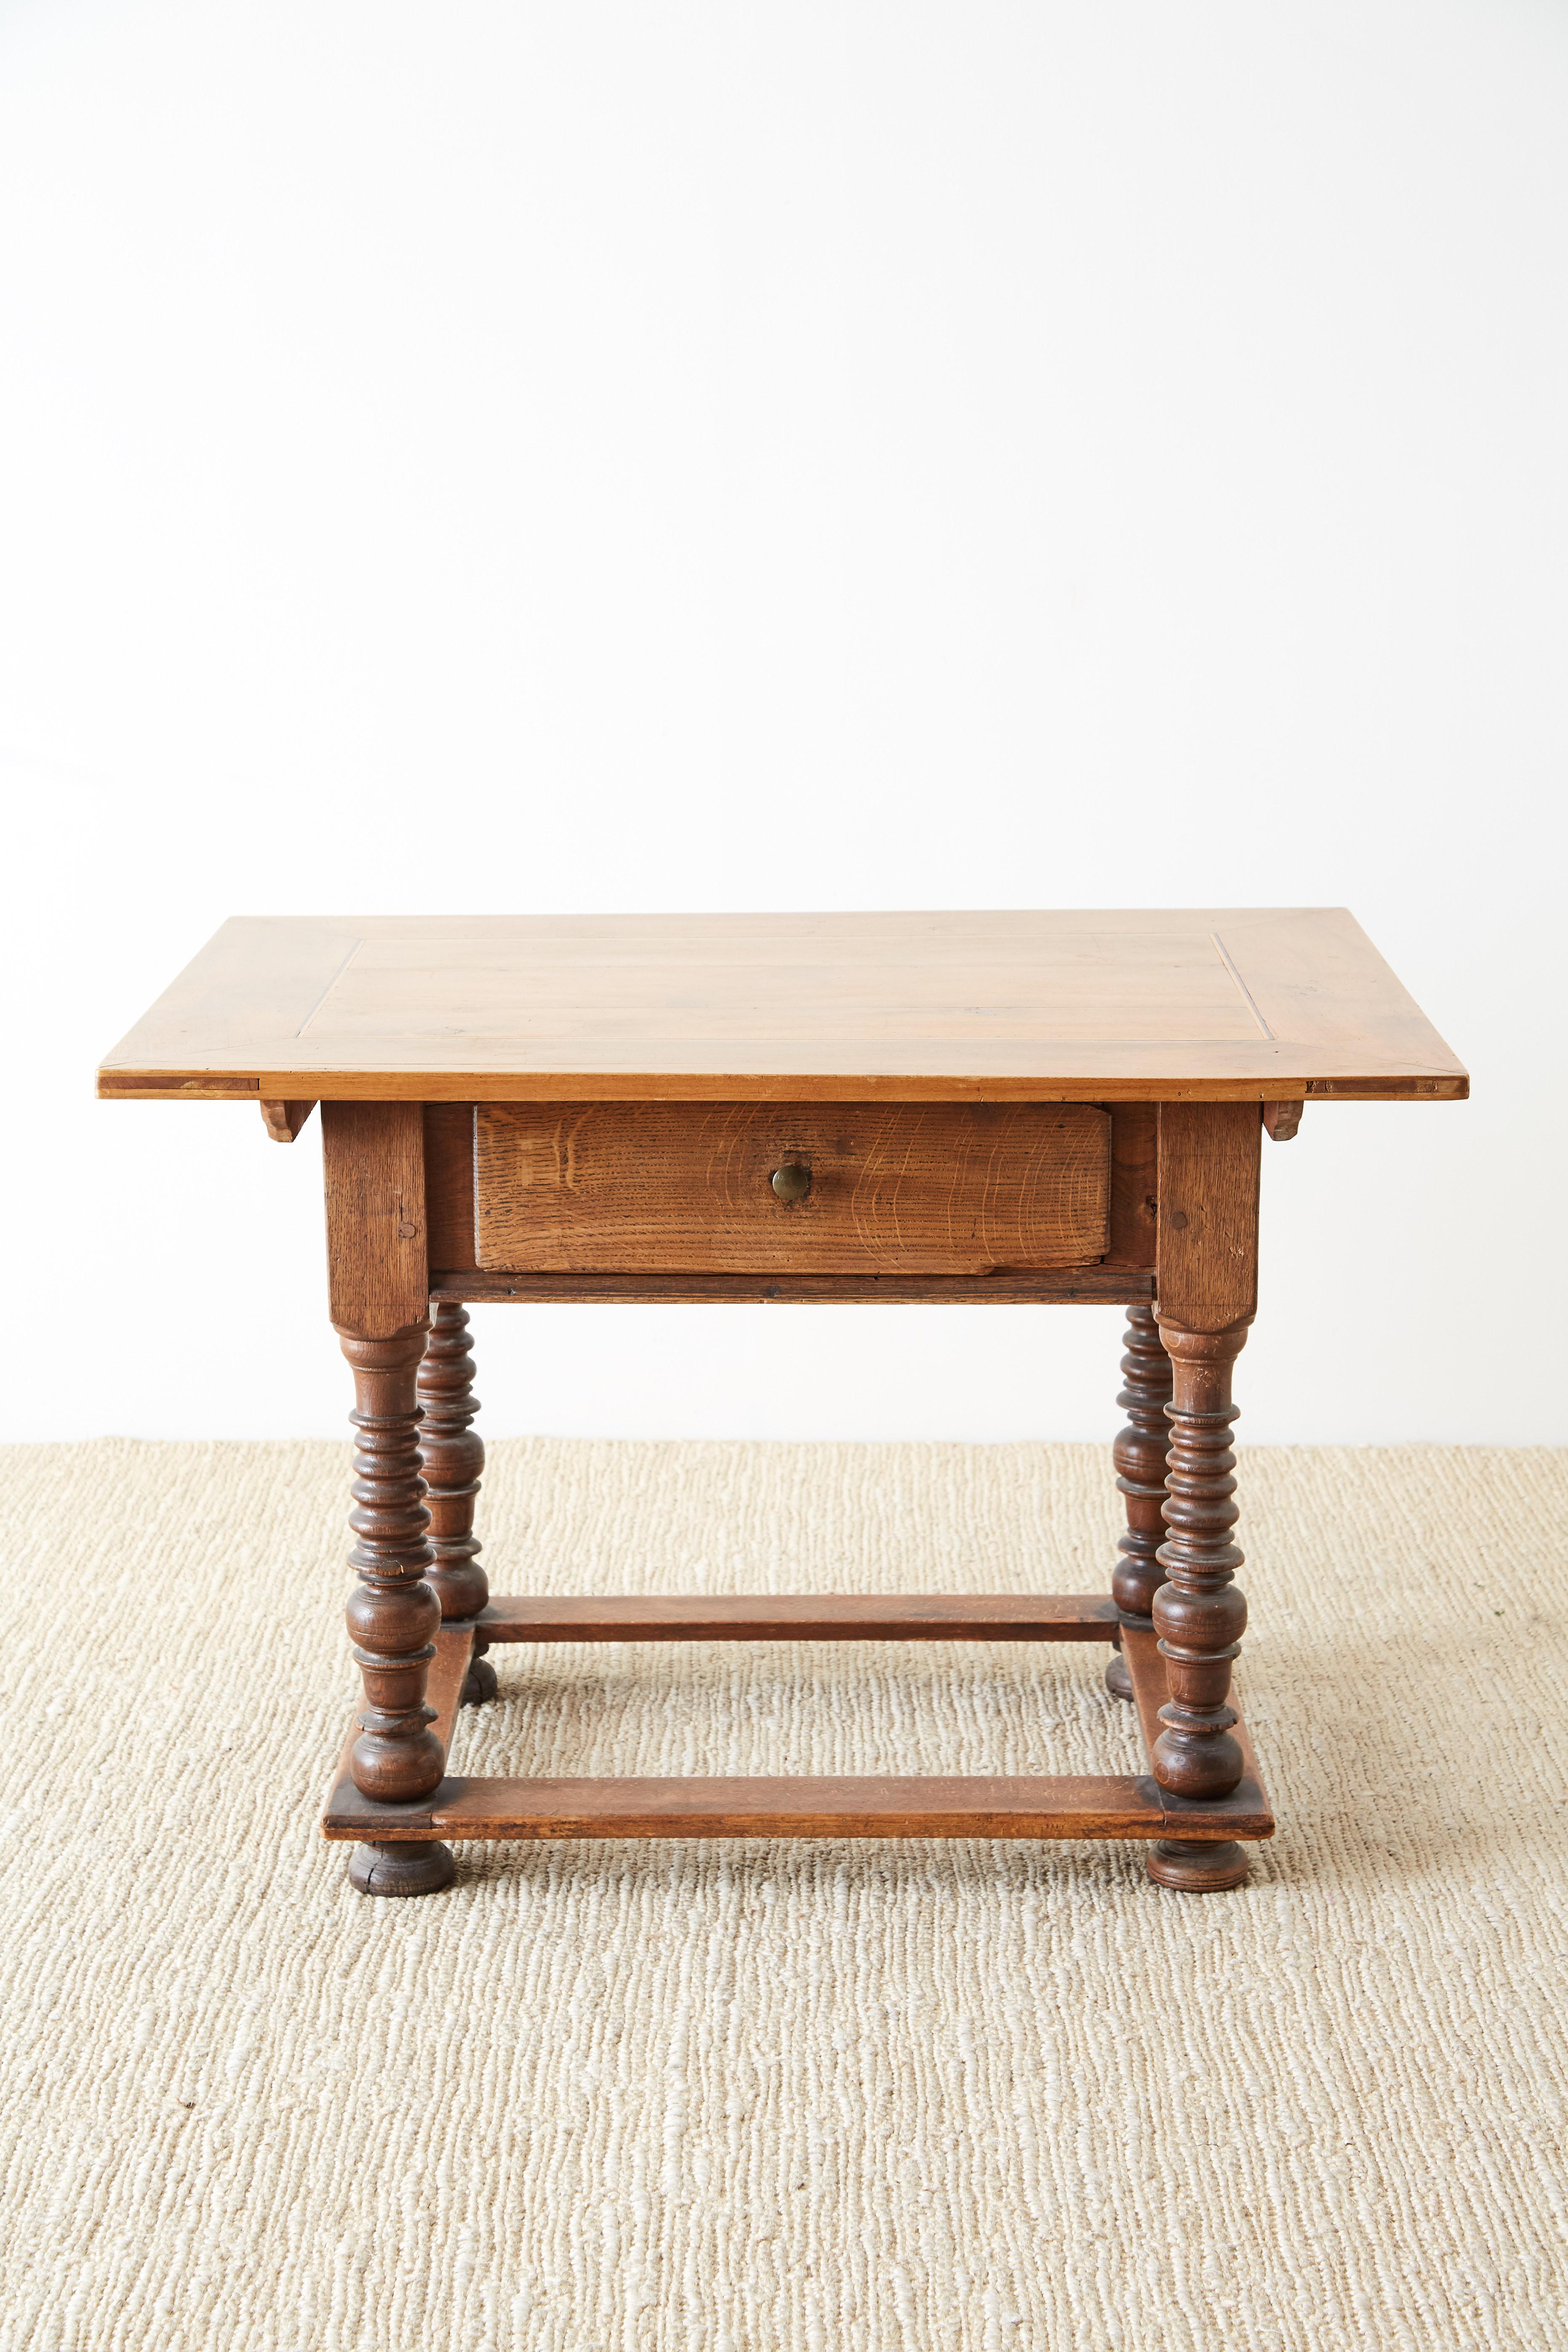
[3,0,1564,1444]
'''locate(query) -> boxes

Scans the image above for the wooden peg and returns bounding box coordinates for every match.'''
[1263,1100,1303,1142]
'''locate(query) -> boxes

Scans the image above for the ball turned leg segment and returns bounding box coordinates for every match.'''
[1107,1304,1173,1703]
[335,1321,451,1897]
[418,1301,496,1706]
[1146,1838,1251,1892]
[1149,1317,1251,1801]
[350,1840,457,1898]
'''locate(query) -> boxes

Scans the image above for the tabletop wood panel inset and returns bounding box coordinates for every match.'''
[97,908,1469,1103]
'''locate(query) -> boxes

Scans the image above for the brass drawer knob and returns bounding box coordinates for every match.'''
[770,1161,811,1203]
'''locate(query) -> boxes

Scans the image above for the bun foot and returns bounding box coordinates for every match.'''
[462,1653,499,1706]
[1146,1838,1250,1893]
[1104,1651,1134,1701]
[349,1840,457,1898]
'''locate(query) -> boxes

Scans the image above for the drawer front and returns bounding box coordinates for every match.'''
[473,1102,1110,1275]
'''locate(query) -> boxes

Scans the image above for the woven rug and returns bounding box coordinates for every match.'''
[2,1438,1565,2351]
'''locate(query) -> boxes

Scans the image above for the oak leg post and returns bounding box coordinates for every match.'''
[1106,1303,1173,1700]
[1146,1316,1251,1891]
[1145,1102,1261,1892]
[339,1320,455,1898]
[417,1301,497,1705]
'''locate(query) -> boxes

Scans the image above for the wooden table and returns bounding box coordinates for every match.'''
[99,909,1466,1897]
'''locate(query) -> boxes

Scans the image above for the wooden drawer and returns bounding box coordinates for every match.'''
[472,1102,1111,1275]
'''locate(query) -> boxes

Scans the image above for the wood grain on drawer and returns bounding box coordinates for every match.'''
[473,1103,1111,1274]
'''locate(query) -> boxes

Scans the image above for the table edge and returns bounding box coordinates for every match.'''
[96,1068,1470,1103]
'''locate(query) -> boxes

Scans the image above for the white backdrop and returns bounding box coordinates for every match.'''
[3,0,1564,1443]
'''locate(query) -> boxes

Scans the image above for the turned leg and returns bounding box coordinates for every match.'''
[1146,1316,1250,1892]
[1105,1303,1173,1700]
[339,1321,454,1897]
[417,1300,496,1705]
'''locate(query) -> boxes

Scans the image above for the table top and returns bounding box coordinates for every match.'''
[97,909,1467,1104]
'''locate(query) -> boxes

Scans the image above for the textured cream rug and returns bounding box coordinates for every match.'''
[2,1439,1565,2351]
